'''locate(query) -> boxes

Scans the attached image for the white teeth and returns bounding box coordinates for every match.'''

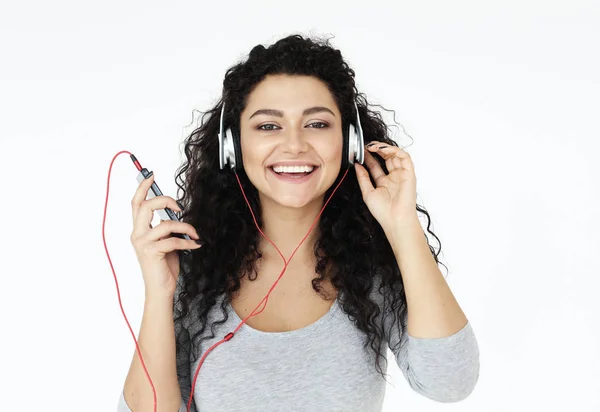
[272,165,315,174]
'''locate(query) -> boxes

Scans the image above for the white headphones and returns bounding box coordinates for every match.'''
[218,102,364,172]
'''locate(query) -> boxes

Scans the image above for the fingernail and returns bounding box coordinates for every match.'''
[195,240,204,245]
[366,142,376,147]
[378,145,388,149]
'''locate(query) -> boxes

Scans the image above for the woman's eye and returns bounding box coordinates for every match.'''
[257,122,328,131]
[257,124,279,131]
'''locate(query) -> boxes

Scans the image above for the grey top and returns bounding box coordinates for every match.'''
[117,275,479,411]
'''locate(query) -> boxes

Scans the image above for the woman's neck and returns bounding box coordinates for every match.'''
[257,199,324,264]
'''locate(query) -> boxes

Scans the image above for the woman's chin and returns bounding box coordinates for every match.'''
[275,197,316,209]
[266,192,323,210]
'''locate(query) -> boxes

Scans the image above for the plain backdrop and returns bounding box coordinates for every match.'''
[1,0,599,411]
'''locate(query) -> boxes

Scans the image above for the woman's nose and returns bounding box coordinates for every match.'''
[282,126,308,154]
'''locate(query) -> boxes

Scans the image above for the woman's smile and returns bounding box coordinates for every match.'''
[267,164,320,184]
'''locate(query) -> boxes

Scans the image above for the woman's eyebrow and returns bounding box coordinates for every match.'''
[249,106,335,119]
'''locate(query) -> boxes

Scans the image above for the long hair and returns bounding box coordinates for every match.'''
[173,34,446,382]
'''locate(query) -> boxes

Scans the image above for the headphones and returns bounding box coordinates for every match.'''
[218,101,365,172]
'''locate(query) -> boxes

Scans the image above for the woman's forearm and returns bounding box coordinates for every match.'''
[122,295,182,412]
[385,215,468,338]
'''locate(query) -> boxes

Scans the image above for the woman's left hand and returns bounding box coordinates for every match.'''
[354,141,418,230]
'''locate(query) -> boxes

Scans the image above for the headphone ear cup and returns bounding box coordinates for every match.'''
[342,123,351,169]
[221,127,236,170]
[347,123,359,167]
[352,102,365,165]
[342,103,365,169]
[230,126,243,173]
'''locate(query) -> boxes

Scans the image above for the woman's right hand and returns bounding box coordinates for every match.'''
[130,172,202,299]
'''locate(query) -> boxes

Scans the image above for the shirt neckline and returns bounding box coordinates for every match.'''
[225,293,341,338]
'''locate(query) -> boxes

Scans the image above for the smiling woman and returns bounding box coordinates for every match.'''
[118,34,479,412]
[241,75,343,209]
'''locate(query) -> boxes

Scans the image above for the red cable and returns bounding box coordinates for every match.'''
[103,151,348,412]
[102,150,160,411]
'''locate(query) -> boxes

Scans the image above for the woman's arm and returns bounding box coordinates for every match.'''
[385,216,468,339]
[119,295,184,412]
[381,216,479,402]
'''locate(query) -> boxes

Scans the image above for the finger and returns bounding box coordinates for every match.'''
[369,144,414,173]
[154,237,202,255]
[385,155,404,173]
[354,162,375,199]
[154,219,169,239]
[147,220,200,243]
[401,149,415,172]
[132,195,182,238]
[131,171,155,223]
[363,149,386,182]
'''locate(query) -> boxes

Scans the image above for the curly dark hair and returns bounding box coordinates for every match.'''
[172,33,446,383]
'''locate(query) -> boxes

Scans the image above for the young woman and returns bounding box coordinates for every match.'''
[118,34,479,412]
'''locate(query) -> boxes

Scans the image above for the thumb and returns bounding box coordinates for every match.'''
[354,163,375,200]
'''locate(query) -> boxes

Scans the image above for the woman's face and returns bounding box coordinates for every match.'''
[239,74,343,209]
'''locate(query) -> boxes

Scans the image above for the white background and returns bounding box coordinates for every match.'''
[1,0,599,410]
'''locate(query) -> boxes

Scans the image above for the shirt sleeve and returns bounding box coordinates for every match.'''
[117,275,198,412]
[377,278,480,402]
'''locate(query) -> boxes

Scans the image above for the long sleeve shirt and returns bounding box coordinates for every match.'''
[117,274,479,411]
